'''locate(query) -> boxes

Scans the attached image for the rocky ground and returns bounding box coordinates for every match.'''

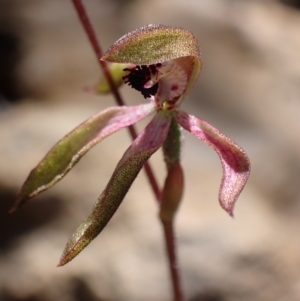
[1,0,300,300]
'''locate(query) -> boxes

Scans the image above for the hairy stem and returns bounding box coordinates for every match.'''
[71,0,161,201]
[160,118,185,301]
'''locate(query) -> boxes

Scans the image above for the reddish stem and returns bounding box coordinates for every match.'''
[163,221,185,301]
[72,0,160,202]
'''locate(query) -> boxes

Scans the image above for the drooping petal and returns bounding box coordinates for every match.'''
[11,103,155,212]
[101,24,202,101]
[173,110,250,217]
[58,111,172,266]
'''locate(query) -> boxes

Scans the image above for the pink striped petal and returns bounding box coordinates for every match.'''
[58,111,171,265]
[173,110,250,216]
[11,103,155,212]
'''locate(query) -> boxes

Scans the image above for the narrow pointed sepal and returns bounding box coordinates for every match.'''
[58,111,172,266]
[174,110,250,217]
[11,103,155,212]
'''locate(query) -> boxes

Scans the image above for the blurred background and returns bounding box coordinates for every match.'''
[1,0,300,300]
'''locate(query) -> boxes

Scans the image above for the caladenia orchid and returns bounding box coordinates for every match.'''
[11,24,250,267]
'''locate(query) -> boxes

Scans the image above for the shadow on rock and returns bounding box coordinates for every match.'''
[0,185,64,252]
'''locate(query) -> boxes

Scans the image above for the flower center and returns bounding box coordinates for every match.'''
[122,64,162,99]
[123,61,187,109]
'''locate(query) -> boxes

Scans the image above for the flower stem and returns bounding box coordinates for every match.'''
[71,0,161,202]
[162,221,185,301]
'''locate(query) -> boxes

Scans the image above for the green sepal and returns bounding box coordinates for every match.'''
[58,111,172,266]
[11,104,154,212]
[96,63,130,93]
[58,150,154,266]
[101,24,201,66]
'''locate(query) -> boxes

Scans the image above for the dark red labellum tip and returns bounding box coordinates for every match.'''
[123,64,161,98]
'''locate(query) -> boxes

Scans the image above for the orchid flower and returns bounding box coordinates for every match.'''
[11,24,250,266]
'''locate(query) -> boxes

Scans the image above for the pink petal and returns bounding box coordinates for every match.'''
[58,111,171,265]
[173,110,250,217]
[11,103,155,212]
